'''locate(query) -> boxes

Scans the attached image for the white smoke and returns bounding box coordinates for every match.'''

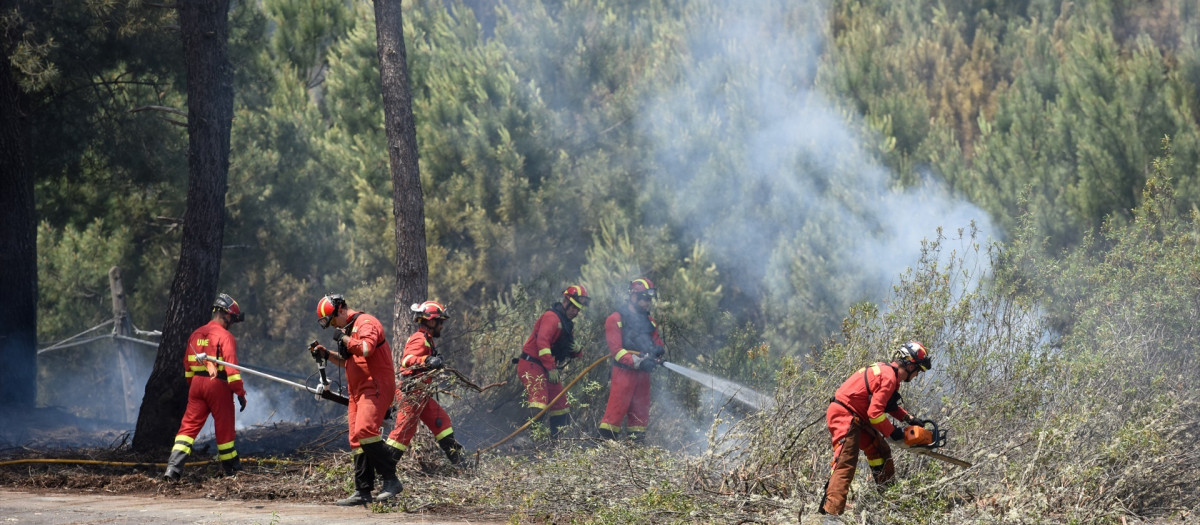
[637,0,997,303]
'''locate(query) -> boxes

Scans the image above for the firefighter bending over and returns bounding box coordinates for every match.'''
[516,285,589,438]
[384,301,466,466]
[598,278,665,441]
[311,294,402,506]
[163,294,248,481]
[819,341,933,517]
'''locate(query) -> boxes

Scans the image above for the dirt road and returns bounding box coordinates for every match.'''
[0,490,505,525]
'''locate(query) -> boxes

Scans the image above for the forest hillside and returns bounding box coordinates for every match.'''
[12,0,1200,522]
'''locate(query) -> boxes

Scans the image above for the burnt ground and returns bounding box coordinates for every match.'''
[0,406,526,524]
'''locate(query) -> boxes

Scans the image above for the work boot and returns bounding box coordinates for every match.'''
[349,450,375,501]
[335,490,372,506]
[386,444,405,463]
[437,434,465,465]
[162,449,188,481]
[375,478,403,501]
[220,456,243,476]
[549,413,570,439]
[598,427,619,440]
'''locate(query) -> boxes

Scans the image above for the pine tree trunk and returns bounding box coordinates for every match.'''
[0,0,38,412]
[373,0,429,345]
[132,0,234,453]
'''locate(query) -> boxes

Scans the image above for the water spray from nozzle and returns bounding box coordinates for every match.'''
[660,361,775,411]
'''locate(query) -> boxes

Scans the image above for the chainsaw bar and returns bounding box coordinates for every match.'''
[897,443,973,468]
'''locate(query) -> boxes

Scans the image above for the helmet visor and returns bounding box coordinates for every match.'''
[569,295,591,309]
[318,315,333,329]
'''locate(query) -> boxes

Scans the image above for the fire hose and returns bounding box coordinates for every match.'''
[476,353,611,456]
[0,457,301,468]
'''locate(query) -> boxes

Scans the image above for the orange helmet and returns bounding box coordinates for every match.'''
[411,300,450,322]
[316,294,345,328]
[893,340,932,371]
[563,284,590,309]
[213,293,244,323]
[629,278,656,300]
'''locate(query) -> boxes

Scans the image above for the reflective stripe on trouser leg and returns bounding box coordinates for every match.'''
[385,438,407,463]
[863,430,894,485]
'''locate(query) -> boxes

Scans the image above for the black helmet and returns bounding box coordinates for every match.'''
[213,293,245,323]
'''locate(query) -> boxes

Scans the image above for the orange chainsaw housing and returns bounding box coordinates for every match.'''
[904,425,934,447]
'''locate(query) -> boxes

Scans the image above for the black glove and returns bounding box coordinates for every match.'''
[310,343,330,362]
[889,427,904,441]
[332,329,351,359]
[425,356,444,369]
[652,345,666,358]
[237,394,247,412]
[634,355,657,372]
[906,417,927,427]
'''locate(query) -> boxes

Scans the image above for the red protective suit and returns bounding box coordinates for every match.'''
[598,304,664,438]
[340,311,396,450]
[386,325,454,454]
[517,306,575,417]
[171,319,246,469]
[821,362,911,515]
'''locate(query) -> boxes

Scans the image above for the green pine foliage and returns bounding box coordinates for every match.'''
[21,1,1200,518]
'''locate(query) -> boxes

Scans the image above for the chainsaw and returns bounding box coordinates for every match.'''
[896,419,972,468]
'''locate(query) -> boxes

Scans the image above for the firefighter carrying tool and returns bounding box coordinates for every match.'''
[163,294,247,481]
[516,284,589,438]
[311,293,402,506]
[384,301,467,467]
[819,340,936,516]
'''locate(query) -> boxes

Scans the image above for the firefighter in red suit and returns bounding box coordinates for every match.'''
[164,293,247,480]
[310,294,402,506]
[819,341,933,516]
[517,285,589,438]
[598,278,665,441]
[384,300,466,466]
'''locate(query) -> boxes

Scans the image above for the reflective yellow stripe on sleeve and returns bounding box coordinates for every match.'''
[614,349,630,362]
[538,348,552,357]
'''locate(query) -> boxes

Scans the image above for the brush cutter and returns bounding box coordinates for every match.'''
[195,351,349,406]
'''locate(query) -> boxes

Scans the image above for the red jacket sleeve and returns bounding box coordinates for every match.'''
[399,331,433,371]
[219,331,246,397]
[347,316,382,358]
[866,367,901,436]
[649,316,665,349]
[533,311,563,370]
